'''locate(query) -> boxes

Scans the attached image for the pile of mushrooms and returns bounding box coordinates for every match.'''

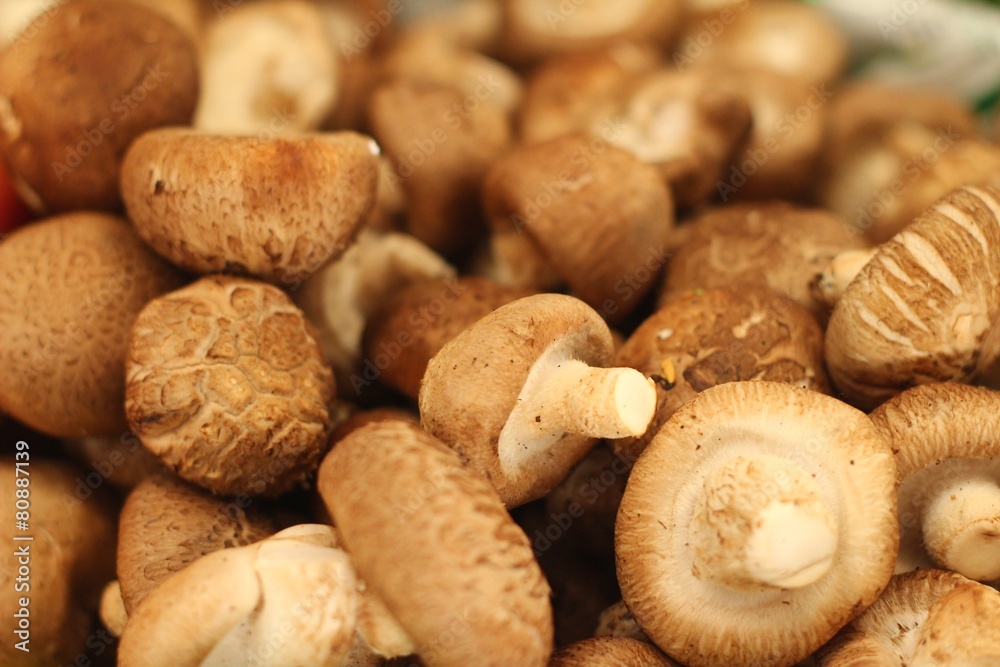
[3,1,1000,665]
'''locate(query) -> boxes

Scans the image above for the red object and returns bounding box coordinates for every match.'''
[0,162,34,235]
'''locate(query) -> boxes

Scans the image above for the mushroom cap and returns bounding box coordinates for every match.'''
[869,382,1000,578]
[420,293,614,507]
[0,0,199,213]
[368,79,511,257]
[595,600,649,642]
[662,202,867,321]
[363,276,534,400]
[317,420,553,667]
[118,524,359,667]
[125,275,336,496]
[614,286,830,462]
[498,0,683,65]
[816,569,972,666]
[549,637,679,666]
[0,459,117,667]
[616,381,898,667]
[911,581,1000,665]
[482,133,673,323]
[517,41,662,145]
[116,472,276,614]
[826,184,1000,409]
[99,580,128,638]
[62,432,165,493]
[0,212,184,437]
[120,129,379,285]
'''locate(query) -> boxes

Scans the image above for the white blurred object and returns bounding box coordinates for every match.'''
[814,0,1000,109]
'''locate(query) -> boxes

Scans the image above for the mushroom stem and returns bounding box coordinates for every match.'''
[814,247,878,307]
[690,456,839,590]
[521,360,656,440]
[922,475,1000,581]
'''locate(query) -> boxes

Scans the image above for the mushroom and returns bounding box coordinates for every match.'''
[420,294,657,507]
[616,381,898,667]
[811,248,879,309]
[367,78,511,257]
[550,637,679,666]
[614,286,830,463]
[362,276,534,400]
[595,600,649,642]
[816,569,988,665]
[120,128,380,286]
[584,68,753,208]
[675,0,848,89]
[402,0,503,52]
[125,276,336,496]
[0,212,184,437]
[517,42,662,145]
[825,184,1000,409]
[497,0,683,65]
[481,133,674,323]
[869,382,1000,582]
[99,580,128,638]
[0,0,199,213]
[62,431,165,494]
[116,472,277,615]
[661,202,867,322]
[317,419,554,666]
[293,229,455,398]
[910,579,1000,665]
[118,524,359,667]
[195,0,339,134]
[0,458,117,667]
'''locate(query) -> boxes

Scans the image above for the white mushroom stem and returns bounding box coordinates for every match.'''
[814,247,878,307]
[690,455,839,590]
[922,474,1000,581]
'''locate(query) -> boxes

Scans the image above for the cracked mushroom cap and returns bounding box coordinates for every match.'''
[549,637,679,667]
[0,0,199,213]
[662,202,866,321]
[585,67,753,208]
[420,294,655,507]
[825,184,1000,410]
[362,276,534,400]
[614,286,830,462]
[482,134,673,324]
[317,420,554,667]
[0,212,185,438]
[125,275,336,496]
[870,382,1000,581]
[120,128,379,285]
[498,0,683,65]
[616,381,898,667]
[118,524,359,667]
[0,458,118,667]
[116,473,276,615]
[816,569,976,666]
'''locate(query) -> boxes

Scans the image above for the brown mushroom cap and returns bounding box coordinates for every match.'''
[0,213,184,437]
[482,133,673,323]
[120,128,379,285]
[498,0,683,65]
[817,569,973,666]
[0,0,199,213]
[116,472,276,614]
[62,432,165,493]
[826,184,1000,409]
[0,459,117,667]
[517,42,662,145]
[549,637,679,666]
[317,420,554,667]
[420,294,652,507]
[614,286,830,462]
[911,581,1000,665]
[676,0,847,88]
[585,68,753,208]
[870,382,1000,581]
[368,79,511,257]
[362,276,535,400]
[118,524,359,667]
[662,202,867,321]
[125,275,335,496]
[617,381,898,667]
